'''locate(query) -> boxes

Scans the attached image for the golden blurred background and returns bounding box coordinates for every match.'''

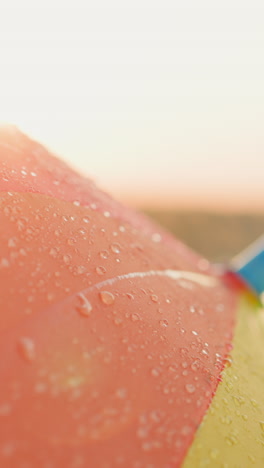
[145,209,264,262]
[0,1,263,260]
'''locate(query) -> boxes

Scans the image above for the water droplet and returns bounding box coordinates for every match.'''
[190,306,196,313]
[180,348,188,357]
[49,247,58,258]
[82,216,90,224]
[181,425,192,436]
[259,421,264,432]
[250,398,259,408]
[232,395,245,406]
[210,448,219,460]
[35,382,47,393]
[99,291,115,305]
[191,360,200,371]
[47,292,55,302]
[114,317,123,326]
[137,426,149,439]
[126,293,134,300]
[96,266,106,275]
[110,243,121,254]
[223,356,233,367]
[1,442,15,458]
[185,383,196,394]
[151,367,160,377]
[103,211,111,218]
[63,254,71,264]
[225,433,238,446]
[8,237,17,248]
[150,294,158,303]
[76,293,92,317]
[0,258,10,268]
[192,330,198,336]
[115,388,127,399]
[4,206,11,216]
[99,250,109,259]
[67,237,76,246]
[131,313,140,322]
[159,319,168,328]
[18,337,36,362]
[75,265,87,275]
[73,200,80,206]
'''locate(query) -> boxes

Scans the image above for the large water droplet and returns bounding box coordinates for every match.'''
[49,247,58,258]
[159,319,168,328]
[99,250,109,259]
[113,317,123,326]
[96,266,106,275]
[67,237,76,246]
[76,293,93,317]
[191,360,200,371]
[110,243,121,254]
[185,383,196,394]
[63,254,71,264]
[150,294,158,303]
[99,291,115,305]
[8,237,17,248]
[131,313,140,322]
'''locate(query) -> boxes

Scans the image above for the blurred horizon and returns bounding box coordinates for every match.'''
[0,1,263,213]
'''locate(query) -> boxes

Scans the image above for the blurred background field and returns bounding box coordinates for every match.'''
[144,210,264,262]
[1,1,263,245]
